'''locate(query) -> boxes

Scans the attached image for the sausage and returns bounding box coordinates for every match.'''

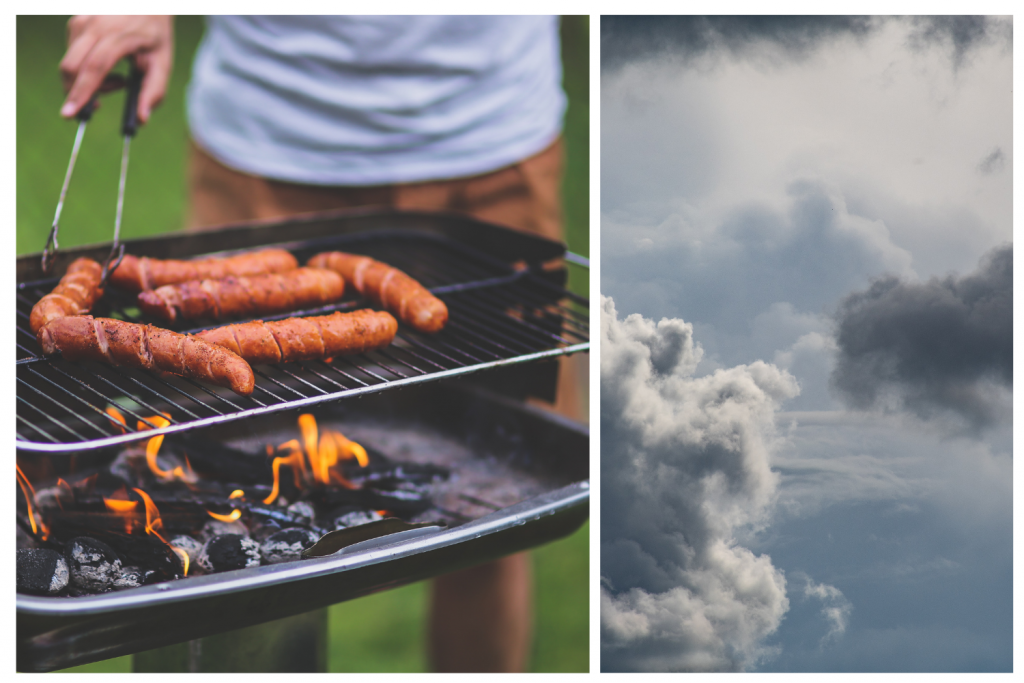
[195,310,398,364]
[29,258,105,334]
[137,268,345,324]
[108,249,298,292]
[307,252,448,333]
[36,316,255,396]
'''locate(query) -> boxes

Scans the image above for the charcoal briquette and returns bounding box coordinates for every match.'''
[260,528,319,564]
[332,508,383,530]
[286,501,315,525]
[113,566,145,590]
[200,519,249,541]
[169,535,204,572]
[17,548,69,595]
[65,536,123,592]
[197,534,261,573]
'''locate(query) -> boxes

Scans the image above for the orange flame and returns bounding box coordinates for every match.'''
[56,478,74,511]
[229,489,245,500]
[263,448,306,505]
[263,415,367,499]
[105,406,127,433]
[16,465,49,540]
[207,508,242,523]
[136,413,197,485]
[103,497,139,533]
[132,488,189,576]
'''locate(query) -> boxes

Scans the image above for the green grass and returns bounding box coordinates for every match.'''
[24,15,591,673]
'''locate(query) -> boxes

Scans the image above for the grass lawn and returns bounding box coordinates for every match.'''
[20,15,590,673]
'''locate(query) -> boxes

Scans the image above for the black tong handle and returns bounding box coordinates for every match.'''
[121,60,143,137]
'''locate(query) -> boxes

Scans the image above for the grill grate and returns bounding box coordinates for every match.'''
[16,230,588,452]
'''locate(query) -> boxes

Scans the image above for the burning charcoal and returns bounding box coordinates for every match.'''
[287,501,315,526]
[331,507,384,530]
[113,566,146,590]
[169,535,204,570]
[65,537,123,592]
[260,528,319,564]
[200,519,249,541]
[17,549,70,595]
[197,534,261,573]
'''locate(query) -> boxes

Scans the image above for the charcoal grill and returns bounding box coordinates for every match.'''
[16,209,589,672]
[17,208,588,452]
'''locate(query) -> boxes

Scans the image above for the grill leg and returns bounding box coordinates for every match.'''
[132,607,328,672]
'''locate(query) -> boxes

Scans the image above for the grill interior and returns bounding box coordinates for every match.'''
[16,228,589,452]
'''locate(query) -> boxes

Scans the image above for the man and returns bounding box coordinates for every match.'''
[60,15,579,672]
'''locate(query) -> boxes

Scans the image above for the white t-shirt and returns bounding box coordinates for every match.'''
[187,16,566,186]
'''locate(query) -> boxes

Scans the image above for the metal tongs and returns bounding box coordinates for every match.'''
[41,59,143,286]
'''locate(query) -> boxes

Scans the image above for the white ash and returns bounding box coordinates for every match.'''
[169,535,204,572]
[17,548,69,595]
[200,519,249,541]
[197,534,261,573]
[260,528,319,564]
[65,537,122,592]
[333,509,383,530]
[113,566,146,590]
[286,501,315,525]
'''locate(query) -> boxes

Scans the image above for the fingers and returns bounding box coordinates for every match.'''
[59,16,174,122]
[61,32,137,118]
[136,48,173,123]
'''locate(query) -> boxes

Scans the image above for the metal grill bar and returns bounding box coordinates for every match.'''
[17,229,588,452]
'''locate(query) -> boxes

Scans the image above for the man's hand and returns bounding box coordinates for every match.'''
[60,15,174,124]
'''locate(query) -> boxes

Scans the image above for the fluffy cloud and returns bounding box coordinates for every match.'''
[831,245,1012,430]
[601,296,799,671]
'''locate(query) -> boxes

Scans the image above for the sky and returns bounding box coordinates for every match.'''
[600,16,1012,672]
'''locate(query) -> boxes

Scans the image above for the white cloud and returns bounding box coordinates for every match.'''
[601,296,798,671]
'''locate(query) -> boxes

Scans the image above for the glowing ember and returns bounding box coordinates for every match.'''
[229,490,245,500]
[207,508,242,523]
[16,465,49,540]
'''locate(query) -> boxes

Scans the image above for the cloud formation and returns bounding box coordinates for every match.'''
[802,578,853,646]
[601,16,877,72]
[831,245,1012,430]
[601,296,799,671]
[602,16,1011,73]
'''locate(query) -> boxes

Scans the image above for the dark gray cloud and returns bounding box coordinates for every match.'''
[601,296,798,671]
[831,245,1012,429]
[907,16,1012,70]
[602,16,878,72]
[602,15,1011,73]
[978,148,1006,174]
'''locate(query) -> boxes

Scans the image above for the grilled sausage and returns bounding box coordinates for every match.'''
[137,268,345,324]
[307,252,448,333]
[36,316,255,396]
[29,258,105,333]
[195,310,398,364]
[108,249,298,292]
